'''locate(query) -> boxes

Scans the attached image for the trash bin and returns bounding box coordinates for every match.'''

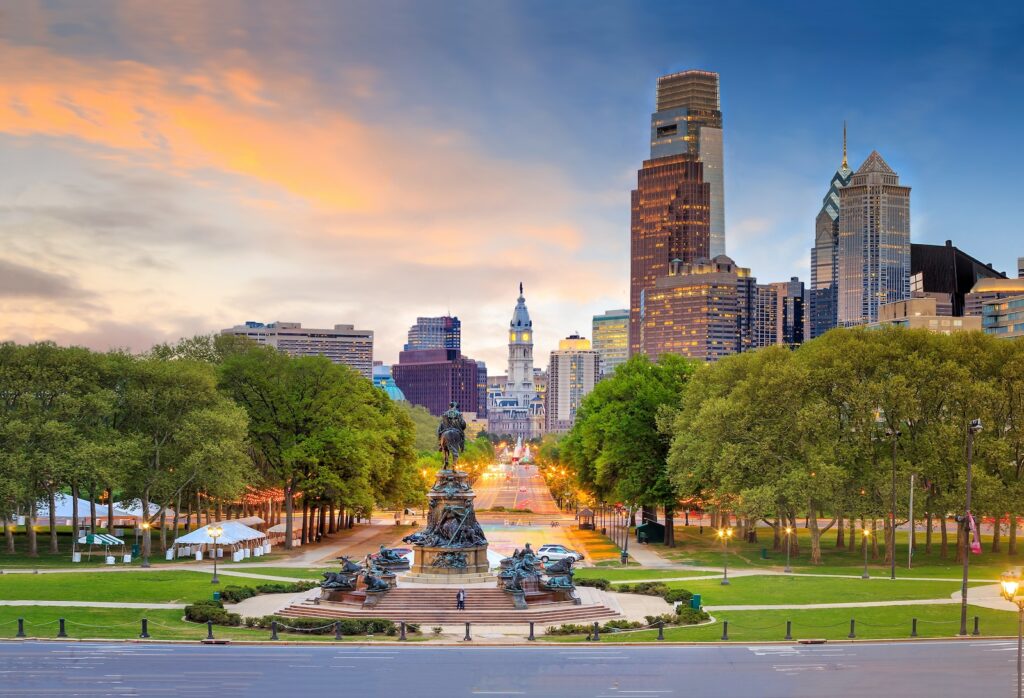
[690,594,702,610]
[760,547,768,559]
[132,544,140,557]
[212,591,221,602]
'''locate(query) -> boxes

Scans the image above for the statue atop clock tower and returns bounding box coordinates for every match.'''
[487,283,544,438]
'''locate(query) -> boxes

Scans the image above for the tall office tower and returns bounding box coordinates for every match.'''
[404,315,461,352]
[591,309,629,378]
[837,151,911,326]
[392,349,481,416]
[808,126,854,339]
[487,285,544,439]
[640,255,755,362]
[755,278,806,348]
[652,70,725,258]
[545,335,600,434]
[629,154,711,354]
[1018,257,1023,279]
[910,240,1006,316]
[475,362,488,419]
[221,321,373,378]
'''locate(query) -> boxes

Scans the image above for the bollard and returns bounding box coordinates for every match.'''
[464,622,472,642]
[911,618,917,637]
[528,622,535,641]
[721,621,728,641]
[335,621,342,641]
[206,620,214,640]
[140,618,150,639]
[270,621,279,641]
[399,622,407,641]
[16,618,25,638]
[785,620,792,641]
[848,619,856,639]
[592,621,600,642]
[58,618,67,638]
[972,616,980,636]
[657,620,665,641]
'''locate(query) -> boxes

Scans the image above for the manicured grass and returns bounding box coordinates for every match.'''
[663,575,983,606]
[220,567,327,580]
[0,571,240,603]
[0,606,420,642]
[575,568,706,581]
[543,604,1017,643]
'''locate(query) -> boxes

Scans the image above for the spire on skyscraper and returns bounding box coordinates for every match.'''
[842,121,848,169]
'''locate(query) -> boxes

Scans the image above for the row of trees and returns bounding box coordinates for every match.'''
[0,336,425,557]
[561,328,1024,564]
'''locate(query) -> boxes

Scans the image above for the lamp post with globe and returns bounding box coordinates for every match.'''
[1000,571,1024,698]
[208,525,223,584]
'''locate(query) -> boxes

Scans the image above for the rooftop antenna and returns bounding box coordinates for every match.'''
[519,281,523,296]
[842,120,848,169]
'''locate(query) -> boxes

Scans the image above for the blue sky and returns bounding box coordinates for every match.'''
[1,1,1021,369]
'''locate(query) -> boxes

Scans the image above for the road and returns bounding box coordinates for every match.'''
[473,463,560,516]
[0,640,1015,697]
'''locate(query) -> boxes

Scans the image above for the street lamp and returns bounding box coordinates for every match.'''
[861,527,872,579]
[783,526,793,574]
[960,418,983,636]
[140,521,151,568]
[208,525,223,584]
[717,527,734,585]
[1001,570,1024,698]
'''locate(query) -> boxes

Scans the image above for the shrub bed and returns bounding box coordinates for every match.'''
[247,615,407,636]
[614,582,694,605]
[185,599,242,626]
[543,609,709,636]
[218,580,319,603]
[576,578,611,591]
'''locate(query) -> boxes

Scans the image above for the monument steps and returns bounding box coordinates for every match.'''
[277,601,617,625]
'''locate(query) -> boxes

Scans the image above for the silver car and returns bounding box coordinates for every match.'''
[537,544,584,563]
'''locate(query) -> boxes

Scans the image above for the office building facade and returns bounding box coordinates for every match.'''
[754,277,805,348]
[966,278,1024,317]
[592,309,629,378]
[404,315,461,352]
[545,335,600,434]
[808,127,853,339]
[983,296,1024,339]
[639,255,755,362]
[221,321,373,378]
[910,241,1006,316]
[869,297,981,334]
[392,348,481,416]
[487,285,544,439]
[837,151,911,326]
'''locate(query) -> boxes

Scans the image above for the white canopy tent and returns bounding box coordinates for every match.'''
[116,500,177,521]
[27,494,135,528]
[170,521,269,561]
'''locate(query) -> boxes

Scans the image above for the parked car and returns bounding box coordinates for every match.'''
[537,544,584,563]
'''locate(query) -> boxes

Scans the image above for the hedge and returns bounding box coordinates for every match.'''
[185,599,242,626]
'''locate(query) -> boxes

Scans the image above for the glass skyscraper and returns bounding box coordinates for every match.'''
[404,315,461,352]
[837,151,911,326]
[591,309,629,378]
[808,127,853,339]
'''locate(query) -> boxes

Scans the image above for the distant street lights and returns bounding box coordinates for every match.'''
[1001,571,1024,698]
[208,525,223,585]
[717,527,734,585]
[140,521,151,568]
[783,526,793,573]
[960,418,983,636]
[861,527,872,579]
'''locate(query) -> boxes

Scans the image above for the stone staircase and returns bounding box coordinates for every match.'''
[279,588,618,625]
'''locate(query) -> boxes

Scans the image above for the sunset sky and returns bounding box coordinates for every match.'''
[2,1,1021,370]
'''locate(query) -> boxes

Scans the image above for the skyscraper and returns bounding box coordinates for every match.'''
[754,278,805,348]
[221,321,374,378]
[651,70,726,258]
[808,125,853,339]
[404,315,461,352]
[392,349,481,417]
[640,255,755,362]
[545,335,600,434]
[592,309,629,378]
[837,151,911,326]
[487,284,544,438]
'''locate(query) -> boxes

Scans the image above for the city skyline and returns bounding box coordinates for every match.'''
[1,2,1021,370]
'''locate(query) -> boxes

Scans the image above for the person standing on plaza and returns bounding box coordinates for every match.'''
[456,588,466,610]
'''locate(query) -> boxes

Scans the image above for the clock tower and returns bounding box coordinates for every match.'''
[488,283,545,438]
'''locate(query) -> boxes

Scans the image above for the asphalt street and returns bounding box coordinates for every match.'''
[474,463,560,515]
[0,640,1014,697]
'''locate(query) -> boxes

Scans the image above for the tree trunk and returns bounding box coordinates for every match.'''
[106,486,114,533]
[925,511,933,554]
[4,516,14,553]
[992,514,1002,553]
[90,494,97,535]
[664,505,675,547]
[835,511,845,548]
[27,501,38,557]
[808,500,822,564]
[870,519,879,559]
[141,489,152,562]
[48,489,59,553]
[884,516,894,567]
[301,499,310,545]
[771,517,781,552]
[328,503,337,534]
[159,508,168,552]
[71,482,80,535]
[173,493,181,545]
[940,516,948,559]
[283,484,294,550]
[847,518,856,552]
[1010,513,1019,556]
[789,513,800,556]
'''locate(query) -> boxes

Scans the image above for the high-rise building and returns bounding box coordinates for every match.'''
[754,277,805,349]
[221,321,373,378]
[392,348,481,416]
[982,295,1024,339]
[591,309,629,378]
[965,278,1024,317]
[808,126,853,339]
[545,335,600,434]
[910,241,1006,316]
[404,315,461,352]
[487,285,544,438]
[837,151,911,326]
[651,70,725,258]
[639,255,755,362]
[1017,256,1023,279]
[629,154,711,354]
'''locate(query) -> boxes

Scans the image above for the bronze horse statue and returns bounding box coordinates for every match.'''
[437,401,467,470]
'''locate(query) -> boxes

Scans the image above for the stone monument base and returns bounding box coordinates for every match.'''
[409,544,489,577]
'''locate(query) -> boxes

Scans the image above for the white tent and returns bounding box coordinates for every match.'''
[170,521,269,561]
[27,494,134,527]
[116,500,176,520]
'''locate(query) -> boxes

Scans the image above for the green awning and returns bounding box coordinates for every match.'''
[77,533,124,546]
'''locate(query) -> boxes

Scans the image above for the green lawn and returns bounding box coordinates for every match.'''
[663,575,982,606]
[0,571,242,604]
[544,604,1017,643]
[0,606,420,642]
[220,567,327,580]
[575,568,707,582]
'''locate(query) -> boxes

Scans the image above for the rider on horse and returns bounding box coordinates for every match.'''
[437,401,467,469]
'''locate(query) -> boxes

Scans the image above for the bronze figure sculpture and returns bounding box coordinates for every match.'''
[437,401,467,470]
